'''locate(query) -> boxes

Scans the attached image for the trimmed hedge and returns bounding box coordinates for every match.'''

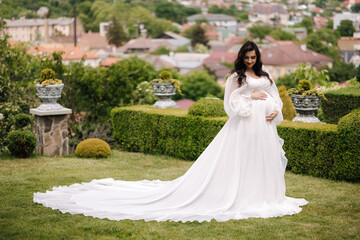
[320,85,360,124]
[188,98,227,117]
[111,106,359,182]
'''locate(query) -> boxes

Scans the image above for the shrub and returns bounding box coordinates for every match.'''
[278,86,296,120]
[320,85,360,124]
[14,113,32,129]
[188,98,227,117]
[6,130,36,158]
[75,138,111,158]
[334,109,360,181]
[112,106,359,182]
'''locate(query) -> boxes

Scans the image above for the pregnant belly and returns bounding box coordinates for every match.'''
[254,92,276,116]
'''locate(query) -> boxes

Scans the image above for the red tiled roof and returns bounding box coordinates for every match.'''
[261,43,333,65]
[342,0,360,5]
[204,52,237,64]
[27,45,99,60]
[227,37,244,47]
[100,57,122,67]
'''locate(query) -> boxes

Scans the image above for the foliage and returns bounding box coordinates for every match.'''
[174,44,190,53]
[351,3,360,13]
[288,80,326,99]
[306,30,341,61]
[106,17,127,48]
[294,17,314,34]
[335,109,360,181]
[154,1,200,24]
[337,19,356,37]
[189,24,209,48]
[193,43,211,53]
[134,81,158,105]
[188,98,227,117]
[75,138,111,158]
[151,46,170,55]
[34,68,62,86]
[357,64,360,83]
[5,130,36,158]
[175,70,223,101]
[278,86,296,121]
[14,113,32,130]
[325,61,357,82]
[270,28,297,41]
[279,63,331,90]
[248,25,272,41]
[320,85,360,124]
[151,71,182,94]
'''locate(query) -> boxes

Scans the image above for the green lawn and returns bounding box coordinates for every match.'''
[0,150,359,240]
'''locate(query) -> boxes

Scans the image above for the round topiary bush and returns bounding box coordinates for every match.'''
[6,130,36,158]
[75,138,111,158]
[14,113,32,129]
[188,98,227,117]
[335,109,360,181]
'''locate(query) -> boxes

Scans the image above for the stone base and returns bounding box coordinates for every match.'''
[32,114,70,156]
[152,99,179,109]
[30,108,72,116]
[293,114,322,123]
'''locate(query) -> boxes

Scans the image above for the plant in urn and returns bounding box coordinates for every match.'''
[288,80,326,123]
[34,68,64,111]
[150,71,182,108]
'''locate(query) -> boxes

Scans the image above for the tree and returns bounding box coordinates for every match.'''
[106,17,127,48]
[190,25,209,48]
[337,19,355,37]
[351,3,360,13]
[176,70,223,101]
[248,25,272,41]
[270,28,297,41]
[325,61,357,82]
[306,33,341,61]
[294,17,314,34]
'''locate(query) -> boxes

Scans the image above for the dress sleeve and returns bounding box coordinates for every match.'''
[262,66,283,125]
[224,73,252,118]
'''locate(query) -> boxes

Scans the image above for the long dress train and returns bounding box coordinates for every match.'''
[33,69,308,222]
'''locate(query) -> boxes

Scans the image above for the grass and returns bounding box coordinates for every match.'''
[0,150,359,240]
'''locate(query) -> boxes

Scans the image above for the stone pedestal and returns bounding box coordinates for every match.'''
[30,108,72,156]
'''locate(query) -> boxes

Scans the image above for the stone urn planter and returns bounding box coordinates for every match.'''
[288,79,323,123]
[152,82,177,108]
[151,71,181,109]
[35,83,64,110]
[291,94,321,123]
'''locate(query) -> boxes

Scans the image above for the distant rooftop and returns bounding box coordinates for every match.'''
[4,17,74,27]
[250,3,287,15]
[187,14,236,22]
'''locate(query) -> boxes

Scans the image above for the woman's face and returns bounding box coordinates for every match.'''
[243,50,257,70]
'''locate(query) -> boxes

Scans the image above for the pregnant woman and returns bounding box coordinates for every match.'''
[34,41,308,222]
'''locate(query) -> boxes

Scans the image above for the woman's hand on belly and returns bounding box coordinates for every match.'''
[251,91,267,100]
[266,110,278,122]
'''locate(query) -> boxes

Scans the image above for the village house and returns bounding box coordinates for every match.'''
[4,17,84,42]
[249,3,289,26]
[338,35,360,66]
[27,45,100,67]
[186,14,237,32]
[260,42,334,79]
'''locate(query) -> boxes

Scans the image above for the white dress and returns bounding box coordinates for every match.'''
[33,71,308,223]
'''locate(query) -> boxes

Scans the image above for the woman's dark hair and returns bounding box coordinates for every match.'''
[231,40,271,86]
